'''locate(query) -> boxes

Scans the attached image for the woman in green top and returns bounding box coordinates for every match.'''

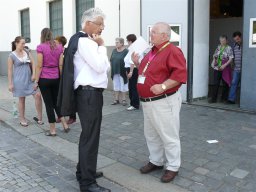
[209,35,234,103]
[110,38,129,105]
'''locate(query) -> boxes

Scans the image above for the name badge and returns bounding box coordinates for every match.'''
[138,75,146,84]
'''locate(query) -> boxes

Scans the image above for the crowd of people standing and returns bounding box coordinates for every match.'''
[7,6,242,192]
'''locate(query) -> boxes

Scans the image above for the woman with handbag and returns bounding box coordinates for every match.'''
[7,36,43,126]
[209,35,234,103]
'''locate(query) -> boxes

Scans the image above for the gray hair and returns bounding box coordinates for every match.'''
[115,37,124,45]
[155,22,171,38]
[81,8,105,29]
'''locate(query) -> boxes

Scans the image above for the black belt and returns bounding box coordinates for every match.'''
[78,85,104,92]
[140,91,177,102]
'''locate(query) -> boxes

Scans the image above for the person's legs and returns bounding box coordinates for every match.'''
[18,97,26,123]
[129,68,140,108]
[112,74,120,104]
[228,71,241,102]
[119,75,128,106]
[210,71,222,102]
[128,68,132,104]
[142,102,165,166]
[76,89,103,191]
[38,79,57,134]
[113,91,119,101]
[120,91,127,105]
[33,91,43,121]
[51,79,68,130]
[153,92,182,172]
[148,93,182,172]
[221,78,229,102]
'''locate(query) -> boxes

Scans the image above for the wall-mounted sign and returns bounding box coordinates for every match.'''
[147,24,181,47]
[249,18,256,48]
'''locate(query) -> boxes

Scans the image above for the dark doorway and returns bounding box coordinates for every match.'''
[193,0,244,111]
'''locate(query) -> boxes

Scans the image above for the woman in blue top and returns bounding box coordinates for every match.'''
[7,36,43,126]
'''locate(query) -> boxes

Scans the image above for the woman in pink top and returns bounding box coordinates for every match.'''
[35,28,69,136]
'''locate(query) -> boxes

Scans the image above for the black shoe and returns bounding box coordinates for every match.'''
[226,100,235,104]
[81,183,111,192]
[95,171,103,178]
[208,98,217,103]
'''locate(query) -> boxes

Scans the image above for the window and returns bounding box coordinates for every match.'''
[49,0,63,38]
[76,0,94,32]
[20,9,30,42]
[249,18,256,48]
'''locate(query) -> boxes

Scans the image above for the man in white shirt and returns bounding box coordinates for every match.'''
[74,8,110,192]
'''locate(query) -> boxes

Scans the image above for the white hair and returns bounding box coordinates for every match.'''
[154,22,171,38]
[81,8,105,29]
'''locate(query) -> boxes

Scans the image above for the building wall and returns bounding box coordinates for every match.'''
[0,0,141,76]
[240,0,256,111]
[141,0,188,101]
[193,0,210,98]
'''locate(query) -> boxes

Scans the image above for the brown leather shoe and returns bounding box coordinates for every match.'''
[161,170,178,183]
[140,162,163,174]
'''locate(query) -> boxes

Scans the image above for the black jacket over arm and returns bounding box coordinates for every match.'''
[57,32,88,116]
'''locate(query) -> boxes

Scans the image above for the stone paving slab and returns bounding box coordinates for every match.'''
[55,100,256,191]
[0,121,131,192]
[100,162,189,192]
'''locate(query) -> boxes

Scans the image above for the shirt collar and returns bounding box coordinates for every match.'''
[80,31,92,38]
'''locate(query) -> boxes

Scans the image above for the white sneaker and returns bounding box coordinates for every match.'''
[126,106,136,111]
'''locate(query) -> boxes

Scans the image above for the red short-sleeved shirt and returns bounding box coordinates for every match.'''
[137,41,187,98]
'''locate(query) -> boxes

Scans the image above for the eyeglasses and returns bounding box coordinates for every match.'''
[89,21,105,28]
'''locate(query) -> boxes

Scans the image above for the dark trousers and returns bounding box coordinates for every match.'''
[128,68,140,108]
[39,78,61,123]
[211,71,229,101]
[76,88,103,189]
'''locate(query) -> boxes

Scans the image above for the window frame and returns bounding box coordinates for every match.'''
[20,8,31,43]
[75,0,95,32]
[49,0,63,38]
[249,18,256,48]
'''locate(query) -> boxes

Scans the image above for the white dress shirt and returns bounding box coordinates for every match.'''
[124,51,133,68]
[74,36,110,89]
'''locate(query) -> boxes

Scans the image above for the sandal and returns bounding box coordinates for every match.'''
[122,100,127,106]
[63,127,71,133]
[111,100,119,105]
[45,131,57,137]
[33,117,44,125]
[20,122,28,127]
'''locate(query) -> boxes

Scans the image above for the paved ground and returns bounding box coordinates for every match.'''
[1,75,256,192]
[0,120,131,192]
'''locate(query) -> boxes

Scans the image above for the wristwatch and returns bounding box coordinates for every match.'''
[161,84,167,91]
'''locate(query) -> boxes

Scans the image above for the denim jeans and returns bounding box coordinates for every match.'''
[228,70,241,102]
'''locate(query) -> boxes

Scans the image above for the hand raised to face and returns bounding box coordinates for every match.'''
[92,34,104,46]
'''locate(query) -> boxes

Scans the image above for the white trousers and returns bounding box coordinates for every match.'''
[142,91,182,172]
[113,74,128,92]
